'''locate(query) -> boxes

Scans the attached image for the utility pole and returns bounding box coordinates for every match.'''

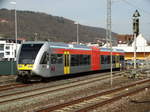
[10,1,17,61]
[74,21,79,44]
[107,0,113,87]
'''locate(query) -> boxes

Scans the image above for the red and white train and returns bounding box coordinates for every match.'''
[17,41,124,83]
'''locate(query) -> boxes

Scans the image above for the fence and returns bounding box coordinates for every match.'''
[0,61,17,75]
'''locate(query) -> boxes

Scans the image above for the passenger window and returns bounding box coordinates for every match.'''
[51,54,63,64]
[71,55,79,66]
[57,54,63,64]
[71,54,90,66]
[101,55,104,64]
[51,54,57,64]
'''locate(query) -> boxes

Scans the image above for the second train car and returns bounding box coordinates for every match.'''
[17,41,124,83]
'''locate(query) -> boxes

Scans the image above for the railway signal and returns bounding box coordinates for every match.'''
[133,10,140,70]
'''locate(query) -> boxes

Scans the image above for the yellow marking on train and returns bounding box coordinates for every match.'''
[64,51,70,74]
[116,63,120,68]
[17,64,33,70]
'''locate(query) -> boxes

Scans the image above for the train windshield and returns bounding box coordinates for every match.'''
[18,44,43,64]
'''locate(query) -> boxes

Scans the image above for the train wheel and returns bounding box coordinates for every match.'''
[22,75,30,84]
[16,76,23,82]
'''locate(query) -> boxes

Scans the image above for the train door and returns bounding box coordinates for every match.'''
[64,51,70,74]
[116,55,120,68]
[91,47,100,70]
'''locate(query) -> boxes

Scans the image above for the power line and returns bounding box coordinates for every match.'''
[121,0,150,17]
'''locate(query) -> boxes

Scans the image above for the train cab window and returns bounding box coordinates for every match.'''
[40,52,48,64]
[18,44,43,64]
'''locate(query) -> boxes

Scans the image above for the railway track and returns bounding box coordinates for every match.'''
[0,83,30,92]
[0,71,121,93]
[35,78,150,112]
[0,71,123,104]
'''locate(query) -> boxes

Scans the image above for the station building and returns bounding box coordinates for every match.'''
[113,34,150,60]
[0,38,24,75]
[0,38,22,61]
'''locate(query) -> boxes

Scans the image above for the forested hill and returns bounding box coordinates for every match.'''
[0,9,117,43]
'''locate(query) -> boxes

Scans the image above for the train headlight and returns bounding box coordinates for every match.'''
[18,65,23,68]
[28,65,33,68]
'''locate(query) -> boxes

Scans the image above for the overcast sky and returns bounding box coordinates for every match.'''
[0,0,150,38]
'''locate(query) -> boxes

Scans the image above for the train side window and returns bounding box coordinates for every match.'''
[51,54,57,64]
[51,54,63,64]
[81,55,90,65]
[71,55,79,66]
[117,56,120,63]
[57,54,63,64]
[84,55,91,65]
[88,55,91,65]
[108,56,110,64]
[101,55,104,64]
[71,54,90,66]
[120,56,124,61]
[40,52,47,64]
[113,56,116,63]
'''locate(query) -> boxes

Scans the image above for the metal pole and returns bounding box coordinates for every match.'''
[77,23,79,44]
[10,1,17,61]
[14,7,18,61]
[133,33,136,69]
[107,0,112,87]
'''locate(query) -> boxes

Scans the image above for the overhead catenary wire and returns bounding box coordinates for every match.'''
[121,0,150,17]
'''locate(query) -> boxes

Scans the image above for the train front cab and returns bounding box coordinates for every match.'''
[17,43,44,82]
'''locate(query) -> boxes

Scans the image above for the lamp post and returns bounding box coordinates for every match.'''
[10,1,17,61]
[107,0,113,87]
[133,10,140,69]
[74,21,79,44]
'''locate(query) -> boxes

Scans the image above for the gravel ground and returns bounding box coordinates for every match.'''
[0,72,149,112]
[12,77,139,111]
[94,89,150,112]
[0,75,16,85]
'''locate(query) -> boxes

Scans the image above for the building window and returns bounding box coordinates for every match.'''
[0,45,4,51]
[5,46,10,50]
[0,53,4,58]
[6,52,10,55]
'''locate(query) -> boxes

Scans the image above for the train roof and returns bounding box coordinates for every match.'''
[22,41,46,44]
[49,42,92,50]
[22,41,124,52]
[100,47,124,52]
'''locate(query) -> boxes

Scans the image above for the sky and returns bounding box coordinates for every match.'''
[0,0,150,38]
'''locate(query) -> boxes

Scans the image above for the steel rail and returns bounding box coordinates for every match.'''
[0,72,122,104]
[35,78,150,112]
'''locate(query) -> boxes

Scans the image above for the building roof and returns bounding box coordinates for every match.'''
[113,34,150,52]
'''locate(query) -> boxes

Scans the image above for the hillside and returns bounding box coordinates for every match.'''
[0,9,117,43]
